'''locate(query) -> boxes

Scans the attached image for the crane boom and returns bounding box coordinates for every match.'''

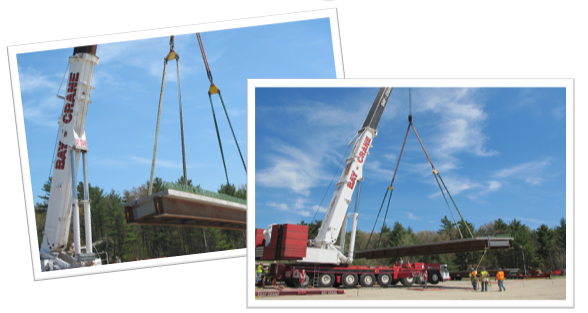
[313,88,392,248]
[40,46,99,271]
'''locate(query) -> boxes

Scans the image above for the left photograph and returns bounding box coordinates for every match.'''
[8,9,344,280]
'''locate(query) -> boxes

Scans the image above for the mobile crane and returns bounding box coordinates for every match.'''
[255,88,450,288]
[40,45,101,271]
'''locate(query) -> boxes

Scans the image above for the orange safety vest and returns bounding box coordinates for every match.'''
[496,271,504,280]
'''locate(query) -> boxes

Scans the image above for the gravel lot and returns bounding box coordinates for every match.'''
[256,277,566,300]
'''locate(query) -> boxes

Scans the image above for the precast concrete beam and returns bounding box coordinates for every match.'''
[124,189,246,231]
[354,237,513,260]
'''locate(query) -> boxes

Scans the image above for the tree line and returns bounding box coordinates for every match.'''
[34,176,246,263]
[300,215,566,273]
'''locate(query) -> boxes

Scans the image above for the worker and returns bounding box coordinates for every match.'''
[469,267,478,291]
[399,257,404,265]
[256,262,264,284]
[272,260,278,286]
[496,268,506,292]
[480,267,489,292]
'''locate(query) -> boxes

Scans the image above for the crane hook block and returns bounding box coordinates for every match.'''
[388,186,393,191]
[432,169,438,175]
[166,50,178,61]
[209,84,219,95]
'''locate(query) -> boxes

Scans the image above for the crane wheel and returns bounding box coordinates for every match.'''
[428,271,440,285]
[319,273,335,288]
[401,277,415,287]
[377,274,391,287]
[342,273,358,288]
[360,274,376,287]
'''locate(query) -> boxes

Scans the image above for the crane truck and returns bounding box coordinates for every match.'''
[40,45,101,271]
[255,88,450,288]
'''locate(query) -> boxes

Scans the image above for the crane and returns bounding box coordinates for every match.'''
[260,87,393,267]
[40,45,100,271]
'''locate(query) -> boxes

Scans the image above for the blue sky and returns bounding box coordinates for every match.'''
[255,87,566,234]
[18,18,336,203]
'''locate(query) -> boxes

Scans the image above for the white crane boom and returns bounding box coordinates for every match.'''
[40,46,99,271]
[301,87,393,264]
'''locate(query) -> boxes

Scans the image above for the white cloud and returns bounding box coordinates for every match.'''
[256,144,328,196]
[415,88,497,160]
[495,158,551,185]
[405,212,421,220]
[266,199,314,217]
[551,103,565,121]
[517,216,548,225]
[18,67,58,93]
[131,156,182,169]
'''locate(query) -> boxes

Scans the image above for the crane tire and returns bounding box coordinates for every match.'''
[401,277,415,287]
[377,274,391,287]
[342,273,358,288]
[319,273,335,288]
[428,271,440,285]
[360,274,376,287]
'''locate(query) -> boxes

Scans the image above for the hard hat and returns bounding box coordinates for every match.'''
[498,268,502,270]
[471,267,475,271]
[260,262,264,265]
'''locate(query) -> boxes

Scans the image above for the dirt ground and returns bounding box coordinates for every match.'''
[256,277,566,300]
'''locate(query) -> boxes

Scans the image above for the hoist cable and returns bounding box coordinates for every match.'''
[409,87,412,117]
[48,128,59,181]
[175,57,188,186]
[218,91,246,173]
[310,143,352,225]
[365,189,389,250]
[411,123,435,170]
[391,123,411,185]
[209,94,230,185]
[367,122,411,249]
[376,190,394,249]
[437,172,474,238]
[433,173,463,239]
[412,122,473,238]
[354,180,362,214]
[196,33,213,83]
[149,58,168,195]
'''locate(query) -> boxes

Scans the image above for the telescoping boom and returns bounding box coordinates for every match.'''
[40,46,99,271]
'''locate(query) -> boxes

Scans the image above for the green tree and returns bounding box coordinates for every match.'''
[218,183,236,197]
[300,220,322,239]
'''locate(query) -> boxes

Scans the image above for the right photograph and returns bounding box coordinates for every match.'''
[247,80,572,307]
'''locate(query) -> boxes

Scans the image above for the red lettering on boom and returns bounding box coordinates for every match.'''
[347,171,358,189]
[357,136,371,163]
[62,72,80,124]
[55,141,68,170]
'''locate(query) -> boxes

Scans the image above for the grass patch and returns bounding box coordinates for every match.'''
[163,182,247,205]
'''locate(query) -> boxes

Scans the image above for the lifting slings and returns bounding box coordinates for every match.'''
[148,36,189,195]
[196,32,247,185]
[366,88,473,250]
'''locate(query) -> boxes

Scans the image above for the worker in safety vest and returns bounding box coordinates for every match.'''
[480,267,489,292]
[469,267,478,291]
[496,268,506,292]
[256,262,265,284]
